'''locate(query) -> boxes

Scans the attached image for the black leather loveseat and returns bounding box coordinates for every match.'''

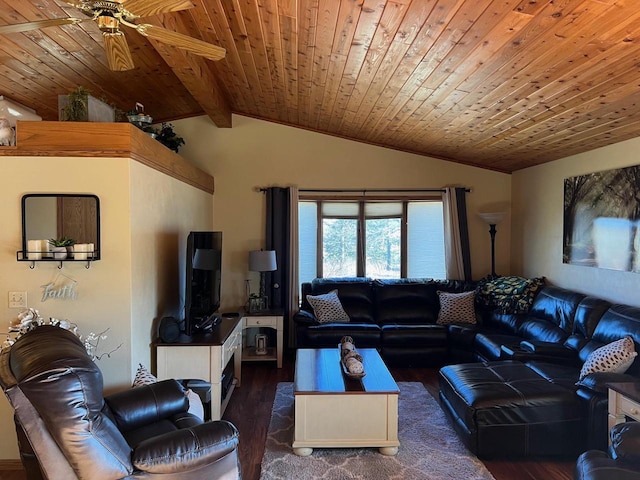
[294,277,478,366]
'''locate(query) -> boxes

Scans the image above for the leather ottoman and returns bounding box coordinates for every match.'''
[439,361,586,458]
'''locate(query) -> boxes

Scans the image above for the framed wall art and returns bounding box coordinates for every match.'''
[564,164,640,272]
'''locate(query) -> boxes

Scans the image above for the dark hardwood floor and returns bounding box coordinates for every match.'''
[0,353,576,480]
[224,353,575,480]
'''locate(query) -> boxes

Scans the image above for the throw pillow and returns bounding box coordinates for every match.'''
[475,276,545,314]
[579,337,638,380]
[436,290,476,325]
[132,364,204,420]
[306,289,350,323]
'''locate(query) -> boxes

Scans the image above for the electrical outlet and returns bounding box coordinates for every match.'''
[9,291,27,309]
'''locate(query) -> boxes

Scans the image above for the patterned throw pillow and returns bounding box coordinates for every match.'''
[475,276,545,314]
[306,289,350,324]
[579,337,638,380]
[132,364,204,420]
[436,290,476,325]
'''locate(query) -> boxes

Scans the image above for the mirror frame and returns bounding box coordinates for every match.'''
[21,194,101,261]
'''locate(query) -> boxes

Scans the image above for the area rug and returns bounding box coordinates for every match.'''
[259,382,495,480]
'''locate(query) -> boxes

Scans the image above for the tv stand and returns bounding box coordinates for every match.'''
[154,316,242,421]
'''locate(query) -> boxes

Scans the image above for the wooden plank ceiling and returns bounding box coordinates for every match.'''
[1,0,639,173]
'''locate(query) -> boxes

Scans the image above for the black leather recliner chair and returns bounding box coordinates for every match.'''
[575,422,640,480]
[0,325,241,479]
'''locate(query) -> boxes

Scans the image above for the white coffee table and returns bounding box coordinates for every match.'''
[292,348,400,456]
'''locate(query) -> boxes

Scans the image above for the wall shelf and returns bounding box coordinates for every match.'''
[16,251,99,269]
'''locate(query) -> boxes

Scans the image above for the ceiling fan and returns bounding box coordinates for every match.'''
[0,0,226,71]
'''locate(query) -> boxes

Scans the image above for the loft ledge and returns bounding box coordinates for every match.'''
[1,121,213,194]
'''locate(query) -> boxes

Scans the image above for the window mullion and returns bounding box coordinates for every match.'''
[317,200,323,278]
[401,202,408,278]
[358,201,365,276]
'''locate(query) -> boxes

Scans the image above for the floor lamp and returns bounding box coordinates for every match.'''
[478,212,507,278]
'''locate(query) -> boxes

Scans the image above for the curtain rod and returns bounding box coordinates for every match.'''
[258,187,471,193]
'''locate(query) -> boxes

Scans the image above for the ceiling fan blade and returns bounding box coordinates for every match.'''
[123,0,195,17]
[0,17,83,34]
[136,24,225,61]
[103,32,136,71]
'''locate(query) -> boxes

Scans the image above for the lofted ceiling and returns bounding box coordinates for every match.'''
[1,0,640,173]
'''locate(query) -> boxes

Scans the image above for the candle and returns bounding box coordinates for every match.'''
[73,243,88,261]
[41,239,51,258]
[27,240,42,260]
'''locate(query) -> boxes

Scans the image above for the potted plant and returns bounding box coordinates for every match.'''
[145,122,185,152]
[59,86,115,122]
[49,236,75,260]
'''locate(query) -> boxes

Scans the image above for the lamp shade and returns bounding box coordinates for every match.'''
[478,212,507,225]
[193,248,220,270]
[249,250,277,272]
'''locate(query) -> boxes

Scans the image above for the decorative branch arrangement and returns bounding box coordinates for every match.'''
[3,308,122,361]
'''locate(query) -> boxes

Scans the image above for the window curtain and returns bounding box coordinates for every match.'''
[442,187,472,281]
[265,187,299,349]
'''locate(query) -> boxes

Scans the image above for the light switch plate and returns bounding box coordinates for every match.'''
[9,291,27,309]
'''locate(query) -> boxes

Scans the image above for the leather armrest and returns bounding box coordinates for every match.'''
[611,422,640,465]
[105,379,188,432]
[133,420,239,474]
[520,340,576,358]
[293,310,319,325]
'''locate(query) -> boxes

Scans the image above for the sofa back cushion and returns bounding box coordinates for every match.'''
[517,286,586,343]
[3,326,132,480]
[373,280,439,325]
[579,304,640,377]
[563,297,611,352]
[302,278,375,324]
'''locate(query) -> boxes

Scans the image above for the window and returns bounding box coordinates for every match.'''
[298,198,445,285]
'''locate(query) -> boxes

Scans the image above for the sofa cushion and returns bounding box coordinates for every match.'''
[306,289,350,323]
[436,290,476,325]
[579,336,637,380]
[476,276,545,314]
[373,280,439,325]
[304,278,376,324]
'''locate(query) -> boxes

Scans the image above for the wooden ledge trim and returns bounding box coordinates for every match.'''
[1,121,214,194]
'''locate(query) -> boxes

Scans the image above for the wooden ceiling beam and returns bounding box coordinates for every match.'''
[143,10,232,128]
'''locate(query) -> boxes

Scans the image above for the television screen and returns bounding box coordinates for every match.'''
[184,231,222,335]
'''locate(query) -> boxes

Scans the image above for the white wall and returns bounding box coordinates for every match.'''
[512,137,640,306]
[175,114,513,311]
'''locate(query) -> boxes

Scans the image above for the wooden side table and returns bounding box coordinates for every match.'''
[241,309,283,368]
[155,317,242,421]
[608,382,640,444]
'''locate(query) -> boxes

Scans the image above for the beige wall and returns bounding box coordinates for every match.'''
[512,137,640,306]
[129,161,213,374]
[0,155,212,459]
[175,114,513,310]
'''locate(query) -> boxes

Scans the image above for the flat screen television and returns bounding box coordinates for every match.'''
[184,231,222,335]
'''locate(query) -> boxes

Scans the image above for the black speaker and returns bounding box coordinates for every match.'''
[158,316,181,343]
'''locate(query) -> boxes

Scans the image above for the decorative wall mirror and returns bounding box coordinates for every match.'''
[21,194,100,266]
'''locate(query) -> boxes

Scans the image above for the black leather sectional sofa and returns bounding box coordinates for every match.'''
[294,277,640,462]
